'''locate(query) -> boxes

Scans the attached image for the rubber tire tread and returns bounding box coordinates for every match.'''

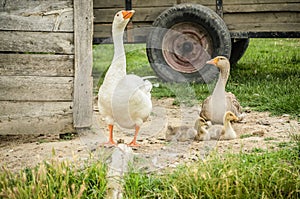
[146,3,232,83]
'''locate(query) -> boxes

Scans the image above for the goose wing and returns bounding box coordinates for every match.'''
[200,92,243,123]
[112,74,152,129]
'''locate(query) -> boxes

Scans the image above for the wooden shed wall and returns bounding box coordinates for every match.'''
[0,0,93,134]
[93,0,300,42]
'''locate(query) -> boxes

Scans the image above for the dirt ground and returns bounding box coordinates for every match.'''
[0,98,299,173]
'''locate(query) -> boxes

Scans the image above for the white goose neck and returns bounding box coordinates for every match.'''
[220,66,230,86]
[214,73,225,93]
[112,27,126,63]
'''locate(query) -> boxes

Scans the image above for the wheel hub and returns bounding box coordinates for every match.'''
[182,42,193,53]
[162,22,213,73]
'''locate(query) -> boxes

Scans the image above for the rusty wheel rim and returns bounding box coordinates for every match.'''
[162,22,213,73]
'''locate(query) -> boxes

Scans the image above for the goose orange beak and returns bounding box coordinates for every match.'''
[122,10,135,19]
[206,57,219,65]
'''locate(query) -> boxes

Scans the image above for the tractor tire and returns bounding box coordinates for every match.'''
[146,4,232,83]
[230,38,250,65]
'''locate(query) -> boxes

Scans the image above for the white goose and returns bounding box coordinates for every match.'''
[200,56,243,124]
[98,10,152,147]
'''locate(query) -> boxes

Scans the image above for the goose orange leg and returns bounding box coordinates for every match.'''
[105,124,116,146]
[128,125,141,147]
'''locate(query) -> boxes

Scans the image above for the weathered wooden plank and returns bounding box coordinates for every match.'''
[93,8,126,23]
[0,101,74,134]
[94,5,216,23]
[0,54,74,76]
[0,101,72,117]
[94,7,171,23]
[93,1,300,23]
[93,0,176,8]
[93,23,153,40]
[0,0,73,11]
[73,0,93,128]
[224,12,300,24]
[94,20,300,41]
[92,0,299,8]
[222,0,299,5]
[93,0,123,8]
[132,0,176,7]
[0,114,74,134]
[0,31,74,54]
[228,23,300,32]
[223,3,300,13]
[0,1,73,31]
[178,0,216,5]
[0,76,73,101]
[94,24,112,38]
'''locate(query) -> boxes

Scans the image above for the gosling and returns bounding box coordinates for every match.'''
[195,111,239,141]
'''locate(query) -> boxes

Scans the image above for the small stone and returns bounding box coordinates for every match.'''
[251,130,265,137]
[190,155,198,161]
[245,109,251,113]
[238,120,247,124]
[117,139,125,144]
[257,120,270,126]
[169,164,177,168]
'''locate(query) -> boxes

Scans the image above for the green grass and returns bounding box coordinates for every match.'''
[228,39,300,119]
[93,38,300,119]
[239,134,253,139]
[0,157,107,198]
[1,134,299,199]
[264,137,277,141]
[123,142,300,198]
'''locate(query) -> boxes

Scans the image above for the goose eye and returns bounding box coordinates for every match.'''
[117,14,120,17]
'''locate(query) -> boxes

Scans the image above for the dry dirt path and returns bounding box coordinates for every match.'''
[1,98,299,172]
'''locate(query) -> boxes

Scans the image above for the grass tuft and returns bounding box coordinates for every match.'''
[0,157,107,199]
[123,145,300,198]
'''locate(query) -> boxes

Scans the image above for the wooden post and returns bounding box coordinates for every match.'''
[216,0,223,18]
[73,0,93,128]
[125,0,134,42]
[125,0,132,10]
